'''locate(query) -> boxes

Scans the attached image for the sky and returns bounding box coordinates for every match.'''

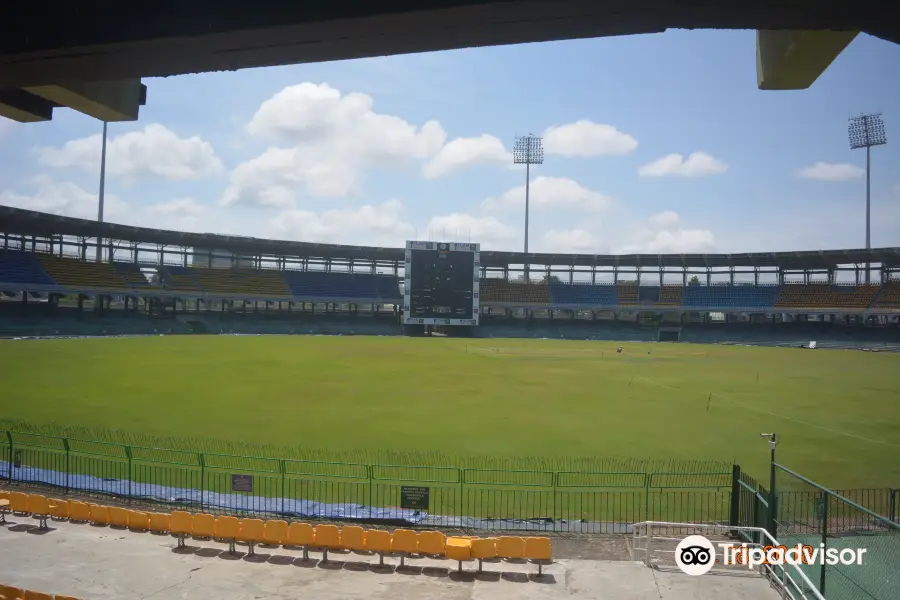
[1,29,899,256]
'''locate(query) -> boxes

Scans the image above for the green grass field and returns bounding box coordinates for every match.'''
[1,335,898,489]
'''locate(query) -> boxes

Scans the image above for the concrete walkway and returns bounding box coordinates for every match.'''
[0,517,779,599]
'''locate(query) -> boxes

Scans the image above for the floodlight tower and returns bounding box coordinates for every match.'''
[848,114,887,283]
[96,121,108,263]
[513,134,544,255]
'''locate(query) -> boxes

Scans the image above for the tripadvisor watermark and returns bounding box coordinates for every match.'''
[674,535,866,576]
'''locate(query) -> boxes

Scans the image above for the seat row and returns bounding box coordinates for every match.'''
[1,491,552,575]
[0,584,79,600]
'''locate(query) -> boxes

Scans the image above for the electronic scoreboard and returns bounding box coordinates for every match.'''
[403,241,480,326]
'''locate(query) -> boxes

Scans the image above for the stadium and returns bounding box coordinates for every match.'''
[1,205,899,600]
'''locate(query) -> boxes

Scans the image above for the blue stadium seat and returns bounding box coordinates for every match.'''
[284,271,401,302]
[549,281,618,306]
[0,251,57,286]
[682,284,780,309]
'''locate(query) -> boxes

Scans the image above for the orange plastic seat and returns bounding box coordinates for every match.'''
[497,536,526,560]
[364,529,392,566]
[391,529,419,567]
[341,525,366,552]
[8,491,29,514]
[128,511,150,531]
[28,495,54,529]
[286,522,315,560]
[169,511,194,547]
[417,530,446,556]
[237,518,266,555]
[49,499,70,520]
[54,596,81,600]
[0,585,24,600]
[214,516,241,553]
[148,512,170,533]
[525,537,552,575]
[88,504,109,526]
[108,506,130,528]
[471,538,498,572]
[445,537,473,572]
[68,500,91,522]
[192,513,215,539]
[314,524,341,561]
[24,590,53,600]
[263,520,289,547]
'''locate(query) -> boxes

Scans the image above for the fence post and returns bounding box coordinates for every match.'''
[368,464,373,513]
[890,488,897,524]
[819,491,829,595]
[199,453,206,513]
[125,445,133,502]
[729,464,741,528]
[280,459,286,517]
[63,437,71,494]
[552,471,558,531]
[6,431,13,483]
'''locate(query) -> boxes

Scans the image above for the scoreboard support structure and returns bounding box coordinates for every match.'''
[403,241,480,327]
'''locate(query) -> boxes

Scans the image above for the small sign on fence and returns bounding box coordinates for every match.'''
[231,474,254,493]
[400,485,429,510]
[815,496,826,521]
[13,450,21,468]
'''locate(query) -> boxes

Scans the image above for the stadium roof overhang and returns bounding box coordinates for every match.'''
[3,206,900,271]
[0,1,895,123]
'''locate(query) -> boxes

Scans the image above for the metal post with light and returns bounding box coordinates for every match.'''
[760,432,778,538]
[96,121,108,263]
[513,134,543,280]
[848,113,887,284]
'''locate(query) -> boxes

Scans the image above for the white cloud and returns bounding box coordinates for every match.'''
[37,124,223,181]
[543,120,638,157]
[424,213,516,249]
[796,162,864,181]
[0,176,128,221]
[648,210,680,229]
[481,176,614,213]
[616,211,715,253]
[638,152,728,177]
[423,134,511,179]
[541,229,600,254]
[269,199,415,247]
[230,83,446,207]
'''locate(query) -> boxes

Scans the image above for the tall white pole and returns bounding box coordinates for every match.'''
[96,121,108,263]
[865,145,871,283]
[524,162,531,254]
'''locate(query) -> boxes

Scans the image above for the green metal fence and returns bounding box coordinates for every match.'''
[771,463,899,600]
[2,430,735,532]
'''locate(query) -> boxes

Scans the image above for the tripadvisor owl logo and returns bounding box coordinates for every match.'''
[675,535,716,576]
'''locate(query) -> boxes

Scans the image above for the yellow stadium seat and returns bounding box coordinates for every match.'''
[88,504,109,526]
[525,537,552,575]
[237,518,266,556]
[0,585,24,600]
[314,524,341,561]
[169,511,194,547]
[363,529,392,567]
[263,519,289,547]
[108,506,130,528]
[391,529,419,567]
[471,538,498,572]
[417,530,446,557]
[28,495,54,529]
[49,499,70,520]
[68,500,91,523]
[192,513,215,539]
[340,525,366,552]
[9,491,29,514]
[148,512,170,533]
[128,511,150,531]
[497,536,526,560]
[214,516,241,554]
[24,590,53,600]
[286,522,315,560]
[54,596,82,600]
[445,537,473,573]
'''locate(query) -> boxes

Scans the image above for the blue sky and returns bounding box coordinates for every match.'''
[1,29,898,254]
